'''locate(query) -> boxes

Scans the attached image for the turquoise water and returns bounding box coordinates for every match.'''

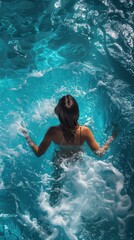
[0,0,134,239]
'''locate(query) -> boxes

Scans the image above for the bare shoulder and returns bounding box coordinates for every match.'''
[46,125,60,138]
[81,126,91,134]
[81,126,94,140]
[45,125,62,144]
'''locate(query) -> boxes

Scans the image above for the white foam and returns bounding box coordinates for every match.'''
[54,0,61,9]
[0,161,5,190]
[32,98,56,121]
[97,80,107,87]
[5,111,24,138]
[29,71,44,77]
[38,154,131,239]
[0,214,17,218]
[15,201,48,240]
[0,181,5,190]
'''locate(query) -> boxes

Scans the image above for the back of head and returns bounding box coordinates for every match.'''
[55,95,79,142]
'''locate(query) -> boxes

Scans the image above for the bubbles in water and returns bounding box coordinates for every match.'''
[32,98,56,121]
[0,0,134,239]
[38,154,131,239]
[54,0,61,9]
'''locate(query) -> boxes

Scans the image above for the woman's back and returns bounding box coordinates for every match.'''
[51,125,83,146]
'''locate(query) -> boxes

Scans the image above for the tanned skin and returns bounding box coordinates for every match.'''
[21,125,116,157]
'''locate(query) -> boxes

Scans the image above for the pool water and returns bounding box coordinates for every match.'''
[0,0,134,239]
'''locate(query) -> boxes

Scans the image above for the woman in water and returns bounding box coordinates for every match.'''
[22,95,116,157]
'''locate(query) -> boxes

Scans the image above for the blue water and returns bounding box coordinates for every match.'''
[0,0,134,239]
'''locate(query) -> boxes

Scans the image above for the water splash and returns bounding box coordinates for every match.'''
[38,154,131,239]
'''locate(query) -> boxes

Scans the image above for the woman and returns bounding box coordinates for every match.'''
[22,95,116,157]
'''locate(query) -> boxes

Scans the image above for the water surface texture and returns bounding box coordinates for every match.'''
[0,0,134,239]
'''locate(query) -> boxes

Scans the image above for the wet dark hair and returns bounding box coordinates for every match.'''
[55,95,79,143]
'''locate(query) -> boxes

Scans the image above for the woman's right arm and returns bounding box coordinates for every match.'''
[84,127,116,157]
[21,127,54,157]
